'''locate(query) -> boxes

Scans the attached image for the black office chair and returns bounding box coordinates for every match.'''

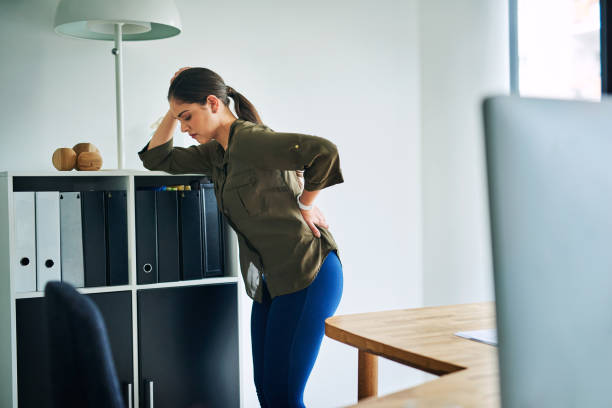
[44,281,125,408]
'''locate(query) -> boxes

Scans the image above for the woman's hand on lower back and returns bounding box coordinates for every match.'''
[300,206,329,238]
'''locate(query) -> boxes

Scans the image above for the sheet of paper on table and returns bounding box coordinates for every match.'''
[454,328,497,346]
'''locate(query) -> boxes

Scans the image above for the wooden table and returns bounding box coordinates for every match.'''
[324,302,499,407]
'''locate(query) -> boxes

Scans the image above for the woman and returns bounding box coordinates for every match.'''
[138,67,344,407]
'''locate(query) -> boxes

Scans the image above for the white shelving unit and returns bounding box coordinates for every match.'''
[0,170,243,408]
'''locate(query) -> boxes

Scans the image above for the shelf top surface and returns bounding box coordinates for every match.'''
[14,276,240,298]
[1,170,209,177]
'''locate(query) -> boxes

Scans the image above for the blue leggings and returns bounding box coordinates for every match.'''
[251,250,343,407]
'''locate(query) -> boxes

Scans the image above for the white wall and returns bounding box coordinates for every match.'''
[0,0,424,407]
[420,0,510,306]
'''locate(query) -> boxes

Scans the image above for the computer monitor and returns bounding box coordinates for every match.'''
[483,95,612,407]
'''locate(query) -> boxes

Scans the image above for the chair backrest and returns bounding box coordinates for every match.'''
[483,95,612,407]
[44,281,125,408]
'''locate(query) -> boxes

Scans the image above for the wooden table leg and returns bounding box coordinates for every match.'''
[358,350,378,400]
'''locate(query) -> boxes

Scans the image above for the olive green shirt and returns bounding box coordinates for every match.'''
[138,119,344,303]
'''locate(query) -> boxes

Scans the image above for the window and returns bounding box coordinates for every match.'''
[511,0,601,100]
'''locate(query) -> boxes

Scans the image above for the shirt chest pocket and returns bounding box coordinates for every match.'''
[224,170,266,217]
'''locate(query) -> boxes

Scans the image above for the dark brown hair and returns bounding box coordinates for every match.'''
[167,67,262,124]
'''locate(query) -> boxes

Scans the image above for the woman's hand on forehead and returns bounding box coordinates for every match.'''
[171,67,192,84]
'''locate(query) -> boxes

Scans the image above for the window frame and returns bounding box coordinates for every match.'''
[601,0,611,93]
[509,0,605,97]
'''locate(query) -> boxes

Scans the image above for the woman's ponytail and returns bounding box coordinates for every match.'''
[226,86,262,125]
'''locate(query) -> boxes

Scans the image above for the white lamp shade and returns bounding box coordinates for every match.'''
[54,0,182,41]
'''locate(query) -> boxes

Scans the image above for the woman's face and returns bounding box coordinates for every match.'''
[169,98,218,145]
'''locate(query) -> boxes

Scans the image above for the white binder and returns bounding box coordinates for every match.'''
[60,192,84,287]
[13,192,36,292]
[35,191,61,291]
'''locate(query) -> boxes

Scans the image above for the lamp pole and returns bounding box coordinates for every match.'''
[112,23,125,169]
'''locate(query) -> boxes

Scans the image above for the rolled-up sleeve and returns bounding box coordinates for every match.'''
[138,139,214,174]
[232,124,344,191]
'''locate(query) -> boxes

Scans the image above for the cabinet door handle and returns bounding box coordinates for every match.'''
[126,383,133,408]
[145,380,154,408]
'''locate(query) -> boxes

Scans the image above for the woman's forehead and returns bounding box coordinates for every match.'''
[169,99,194,116]
[169,99,189,110]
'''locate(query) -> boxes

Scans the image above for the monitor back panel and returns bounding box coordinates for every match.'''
[483,95,612,407]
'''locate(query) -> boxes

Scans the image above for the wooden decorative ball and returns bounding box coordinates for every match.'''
[52,148,77,171]
[76,151,103,171]
[72,142,99,156]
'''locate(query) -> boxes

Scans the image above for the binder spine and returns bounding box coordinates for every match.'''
[35,191,61,291]
[136,190,158,284]
[201,183,224,277]
[178,189,203,281]
[14,192,36,292]
[81,191,107,287]
[105,191,129,286]
[59,192,84,288]
[156,191,180,283]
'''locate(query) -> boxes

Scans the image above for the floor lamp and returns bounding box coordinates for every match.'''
[54,0,182,169]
